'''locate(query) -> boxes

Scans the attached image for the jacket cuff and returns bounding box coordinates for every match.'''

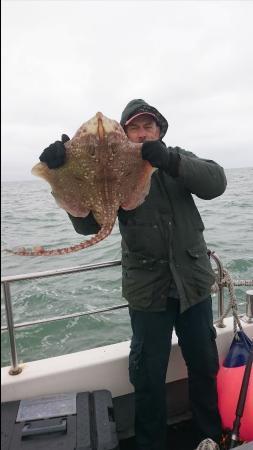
[68,212,101,235]
[167,147,181,177]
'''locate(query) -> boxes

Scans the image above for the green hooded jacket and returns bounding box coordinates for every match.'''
[68,100,227,313]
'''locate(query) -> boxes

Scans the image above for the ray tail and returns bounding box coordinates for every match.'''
[7,224,114,256]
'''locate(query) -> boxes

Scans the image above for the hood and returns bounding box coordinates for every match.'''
[120,99,168,139]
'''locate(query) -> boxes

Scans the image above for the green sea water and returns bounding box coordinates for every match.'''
[1,167,253,367]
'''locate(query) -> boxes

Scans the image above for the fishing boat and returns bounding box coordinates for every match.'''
[1,252,253,449]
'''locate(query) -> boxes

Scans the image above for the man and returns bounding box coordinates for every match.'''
[40,99,227,450]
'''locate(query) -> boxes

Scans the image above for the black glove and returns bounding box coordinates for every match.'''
[39,134,70,169]
[142,141,180,177]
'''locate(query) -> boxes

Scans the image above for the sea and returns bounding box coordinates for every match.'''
[1,167,253,367]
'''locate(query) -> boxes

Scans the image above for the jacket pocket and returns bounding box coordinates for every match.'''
[187,245,207,259]
[122,251,170,309]
[185,245,215,296]
[122,252,155,309]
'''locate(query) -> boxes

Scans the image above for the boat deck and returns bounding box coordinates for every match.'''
[119,421,247,450]
[1,400,248,450]
[120,419,198,450]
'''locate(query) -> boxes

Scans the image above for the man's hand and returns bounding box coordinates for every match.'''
[142,141,181,176]
[142,140,170,170]
[39,134,70,169]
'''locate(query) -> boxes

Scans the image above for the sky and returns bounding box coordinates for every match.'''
[2,0,253,182]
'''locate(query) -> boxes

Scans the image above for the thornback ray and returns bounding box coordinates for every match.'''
[8,112,156,256]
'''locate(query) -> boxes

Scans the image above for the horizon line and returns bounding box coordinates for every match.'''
[1,165,253,184]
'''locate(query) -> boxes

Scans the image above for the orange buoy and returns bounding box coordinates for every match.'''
[217,330,253,442]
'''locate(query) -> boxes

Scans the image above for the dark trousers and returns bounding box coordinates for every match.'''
[129,296,222,450]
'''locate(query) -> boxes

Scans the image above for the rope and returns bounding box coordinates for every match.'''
[215,269,249,333]
[211,279,253,294]
[233,280,253,286]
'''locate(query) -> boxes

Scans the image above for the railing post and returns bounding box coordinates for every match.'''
[210,252,226,327]
[2,281,22,375]
[241,290,253,324]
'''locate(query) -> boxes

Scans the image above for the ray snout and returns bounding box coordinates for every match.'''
[96,112,105,142]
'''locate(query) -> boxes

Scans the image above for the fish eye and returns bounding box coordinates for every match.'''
[89,147,96,157]
[110,143,118,155]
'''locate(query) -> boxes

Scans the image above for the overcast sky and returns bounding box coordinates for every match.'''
[2,0,253,181]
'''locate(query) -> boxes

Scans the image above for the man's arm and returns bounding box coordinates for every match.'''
[68,212,101,235]
[177,149,227,199]
[142,141,227,200]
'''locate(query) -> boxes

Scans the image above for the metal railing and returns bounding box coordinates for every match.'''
[1,260,123,374]
[1,253,252,375]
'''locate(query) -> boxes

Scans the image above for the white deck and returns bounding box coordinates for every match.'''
[1,317,253,403]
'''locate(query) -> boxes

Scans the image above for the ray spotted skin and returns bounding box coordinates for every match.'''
[10,113,155,256]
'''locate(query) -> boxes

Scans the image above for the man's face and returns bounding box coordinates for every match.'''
[125,114,161,143]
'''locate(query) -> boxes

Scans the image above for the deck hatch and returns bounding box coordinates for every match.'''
[16,393,77,422]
